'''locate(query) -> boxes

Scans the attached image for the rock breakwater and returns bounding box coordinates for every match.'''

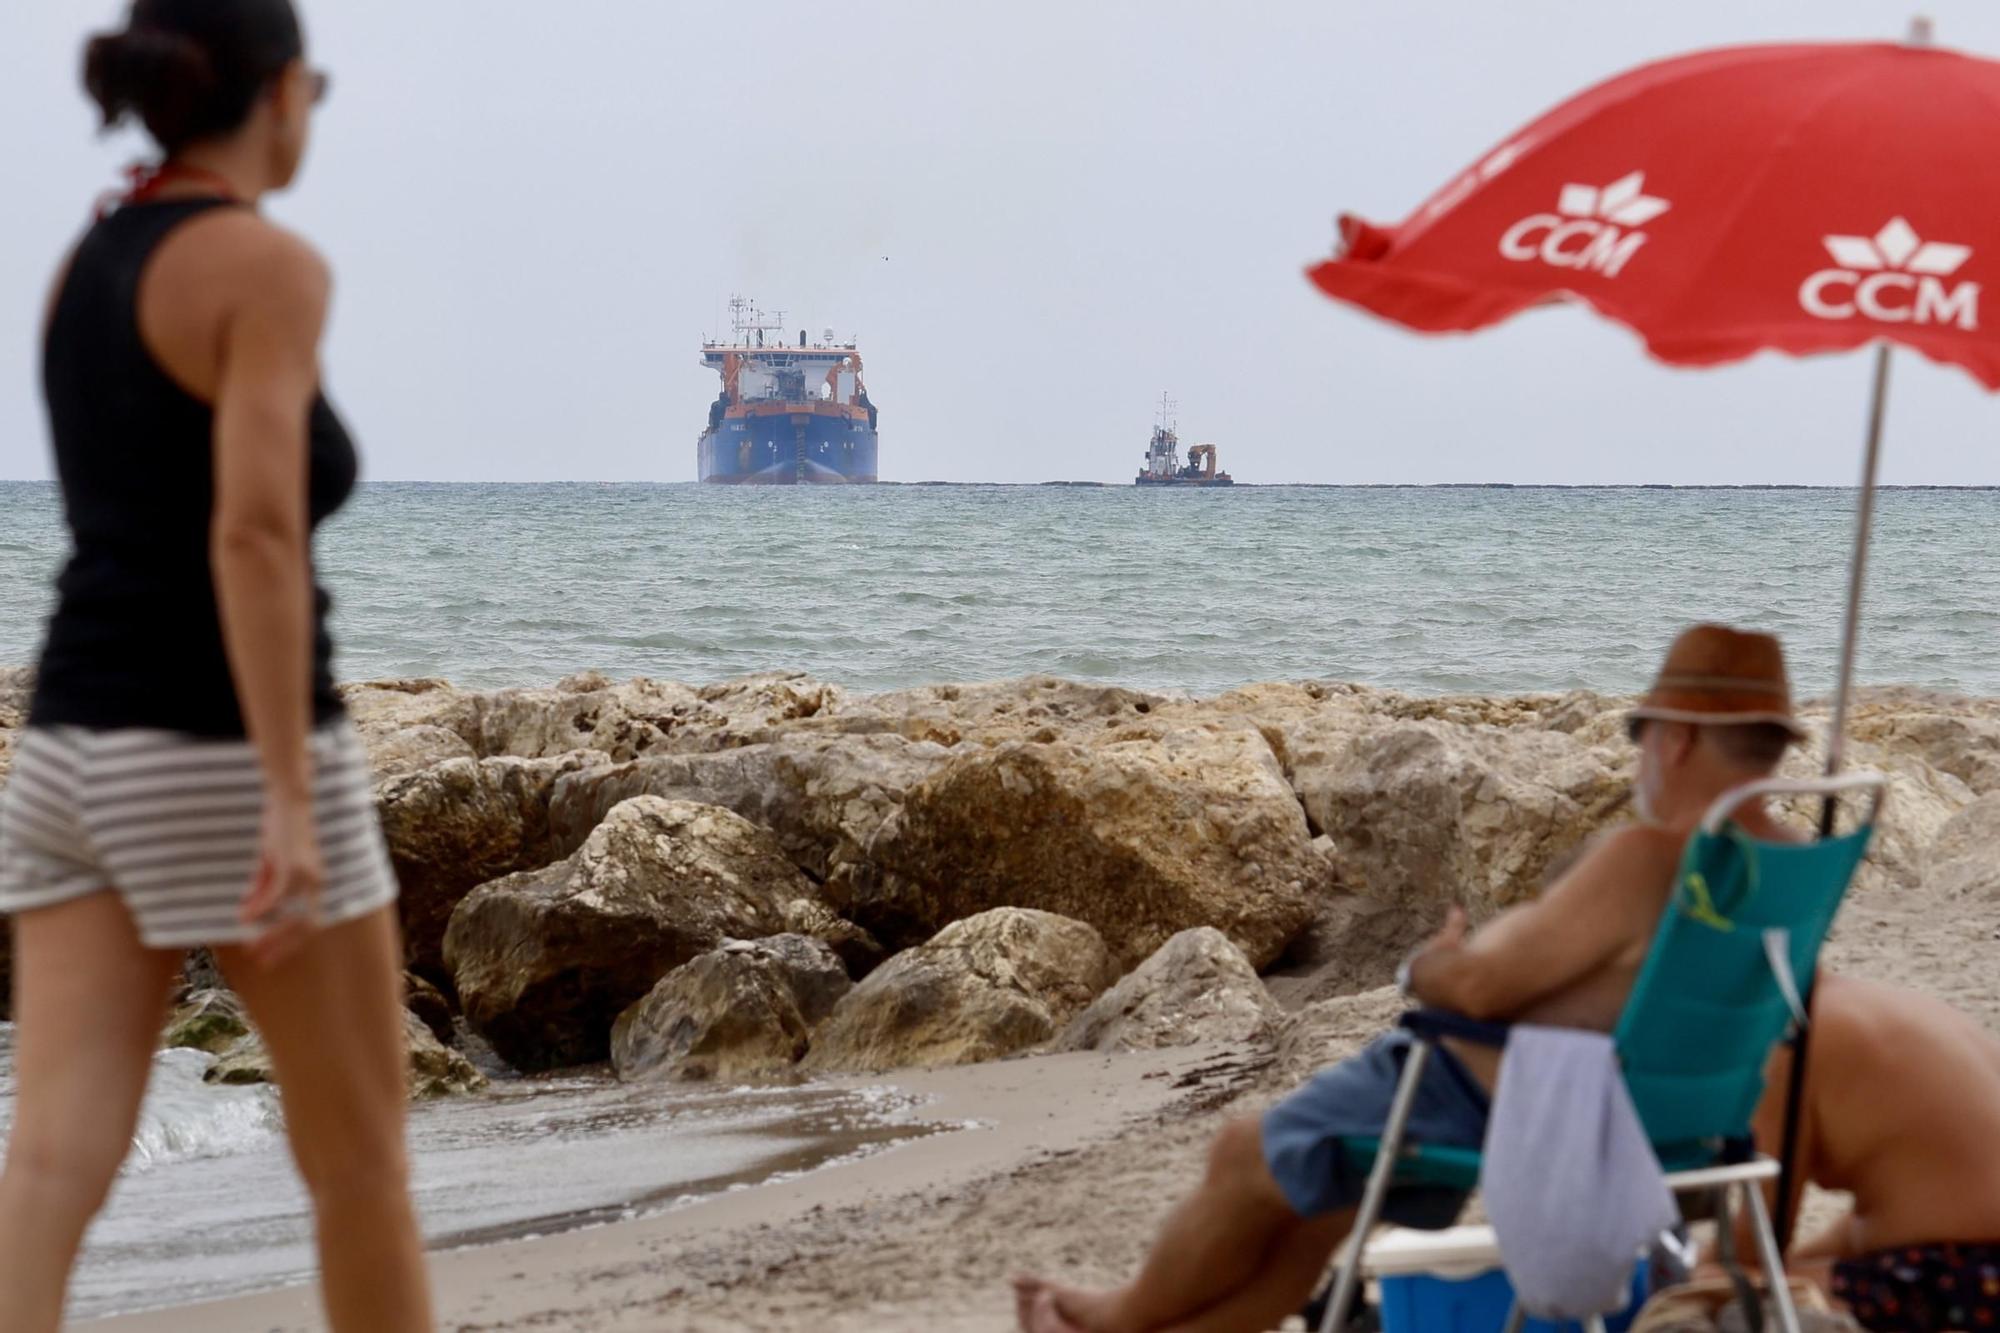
[1,666,1994,1085]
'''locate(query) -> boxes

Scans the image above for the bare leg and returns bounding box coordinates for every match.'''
[217,907,432,1333]
[1019,1116,1345,1333]
[1163,1214,1350,1333]
[0,893,182,1333]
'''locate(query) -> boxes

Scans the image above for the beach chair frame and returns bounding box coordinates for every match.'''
[1316,771,1889,1333]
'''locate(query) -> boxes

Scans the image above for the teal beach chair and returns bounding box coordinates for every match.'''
[1317,771,1888,1333]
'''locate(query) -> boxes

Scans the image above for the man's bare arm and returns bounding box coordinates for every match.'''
[1406,824,1682,1021]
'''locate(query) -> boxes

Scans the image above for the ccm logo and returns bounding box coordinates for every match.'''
[1497,172,1669,280]
[1798,219,1978,331]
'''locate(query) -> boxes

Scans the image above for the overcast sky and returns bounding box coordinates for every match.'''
[5,1,2000,485]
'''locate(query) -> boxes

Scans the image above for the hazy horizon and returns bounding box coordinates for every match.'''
[7,1,2000,486]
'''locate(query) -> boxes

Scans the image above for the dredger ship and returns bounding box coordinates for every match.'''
[697,297,878,484]
[1134,395,1234,486]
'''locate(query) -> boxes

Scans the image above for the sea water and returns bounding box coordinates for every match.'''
[2,481,1997,697]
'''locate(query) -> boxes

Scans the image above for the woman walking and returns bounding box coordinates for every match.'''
[0,2,432,1328]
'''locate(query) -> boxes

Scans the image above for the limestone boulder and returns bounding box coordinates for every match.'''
[780,897,886,978]
[404,971,456,1045]
[423,673,844,764]
[340,677,465,729]
[376,749,611,984]
[549,733,952,879]
[1286,719,1631,917]
[1771,737,1974,895]
[427,677,703,762]
[1838,686,2000,794]
[1263,986,1408,1090]
[442,797,810,1072]
[790,676,1175,747]
[802,908,1117,1072]
[163,988,251,1054]
[362,725,477,781]
[0,665,36,730]
[610,934,851,1083]
[179,948,227,996]
[205,1009,486,1099]
[1054,927,1277,1054]
[844,726,1321,968]
[1923,793,2000,899]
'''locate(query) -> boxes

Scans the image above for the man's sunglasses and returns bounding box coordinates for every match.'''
[308,68,331,105]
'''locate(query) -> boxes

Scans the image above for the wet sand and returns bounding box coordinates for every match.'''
[77,1045,1244,1333]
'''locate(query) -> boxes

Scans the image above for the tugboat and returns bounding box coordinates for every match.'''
[1134,395,1235,486]
[697,297,878,484]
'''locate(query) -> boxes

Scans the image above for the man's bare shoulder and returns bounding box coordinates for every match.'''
[1552,822,1686,891]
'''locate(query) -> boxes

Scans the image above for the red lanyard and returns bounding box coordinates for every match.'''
[95,161,241,219]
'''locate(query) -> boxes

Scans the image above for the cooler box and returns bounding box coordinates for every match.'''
[1365,1226,1649,1333]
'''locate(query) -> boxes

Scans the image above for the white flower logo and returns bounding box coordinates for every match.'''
[1497,170,1669,279]
[1556,172,1671,228]
[1800,217,1979,330]
[1820,217,1969,276]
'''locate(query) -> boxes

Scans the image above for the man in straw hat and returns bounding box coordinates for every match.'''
[1016,625,1809,1333]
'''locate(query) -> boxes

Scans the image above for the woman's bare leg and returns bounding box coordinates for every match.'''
[217,907,432,1333]
[0,893,182,1333]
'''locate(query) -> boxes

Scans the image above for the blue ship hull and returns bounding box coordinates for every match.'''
[698,411,879,484]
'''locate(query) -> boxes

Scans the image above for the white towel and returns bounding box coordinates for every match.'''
[1480,1026,1679,1319]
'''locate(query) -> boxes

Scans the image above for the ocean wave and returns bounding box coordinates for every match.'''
[124,1050,282,1172]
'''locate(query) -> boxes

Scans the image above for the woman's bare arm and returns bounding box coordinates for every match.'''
[209,226,331,963]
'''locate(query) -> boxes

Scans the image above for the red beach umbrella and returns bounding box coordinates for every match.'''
[1307,23,1999,777]
[1305,20,1992,1258]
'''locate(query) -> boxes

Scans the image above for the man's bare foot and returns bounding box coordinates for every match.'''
[1028,1289,1089,1333]
[1012,1274,1050,1332]
[1047,1283,1124,1333]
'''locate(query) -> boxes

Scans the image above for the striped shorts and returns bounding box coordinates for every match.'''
[0,720,397,949]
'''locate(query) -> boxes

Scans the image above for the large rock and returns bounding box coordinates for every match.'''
[1840,687,2000,794]
[1923,793,2000,899]
[610,935,851,1083]
[1263,986,1409,1090]
[1055,927,1277,1054]
[802,908,1117,1072]
[362,725,476,781]
[376,749,611,985]
[780,897,886,978]
[549,733,952,879]
[443,796,811,1072]
[414,673,846,764]
[843,726,1321,968]
[404,971,456,1045]
[205,1009,487,1099]
[163,988,251,1054]
[1771,736,1974,895]
[1286,719,1631,917]
[789,676,1174,747]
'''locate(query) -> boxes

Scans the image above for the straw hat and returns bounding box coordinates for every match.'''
[1627,624,1807,740]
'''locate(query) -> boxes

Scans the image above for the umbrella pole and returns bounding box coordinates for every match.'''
[1824,342,1896,804]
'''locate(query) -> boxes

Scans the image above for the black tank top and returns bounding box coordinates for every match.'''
[28,198,356,738]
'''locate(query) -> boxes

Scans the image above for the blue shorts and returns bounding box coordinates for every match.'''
[1261,1031,1490,1226]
